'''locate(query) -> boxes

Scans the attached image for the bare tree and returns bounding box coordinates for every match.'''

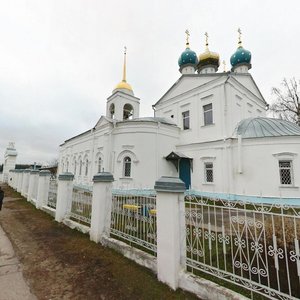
[270,78,300,126]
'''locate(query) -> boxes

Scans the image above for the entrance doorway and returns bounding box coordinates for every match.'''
[179,159,191,189]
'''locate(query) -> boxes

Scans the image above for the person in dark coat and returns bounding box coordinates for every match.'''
[0,187,4,211]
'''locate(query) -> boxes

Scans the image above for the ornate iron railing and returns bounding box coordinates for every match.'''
[47,179,57,209]
[69,186,92,226]
[110,192,157,255]
[185,194,300,299]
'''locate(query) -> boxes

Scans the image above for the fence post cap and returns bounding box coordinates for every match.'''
[93,172,114,182]
[39,170,51,176]
[154,176,186,193]
[30,169,40,174]
[58,172,74,181]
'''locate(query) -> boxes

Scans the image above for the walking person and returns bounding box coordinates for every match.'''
[0,187,4,211]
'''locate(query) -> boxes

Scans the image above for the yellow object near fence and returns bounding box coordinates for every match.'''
[123,204,141,211]
[149,209,157,216]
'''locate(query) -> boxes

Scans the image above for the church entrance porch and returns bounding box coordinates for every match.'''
[165,151,192,189]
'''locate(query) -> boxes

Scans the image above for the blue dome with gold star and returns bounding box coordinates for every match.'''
[230,46,251,68]
[178,45,198,68]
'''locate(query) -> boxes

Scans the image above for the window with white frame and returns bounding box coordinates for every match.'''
[98,157,102,173]
[66,161,69,172]
[123,156,131,177]
[182,110,190,130]
[279,160,293,185]
[74,161,77,175]
[204,162,214,183]
[203,103,213,125]
[85,159,89,176]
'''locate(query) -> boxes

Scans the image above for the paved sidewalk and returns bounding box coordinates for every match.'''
[0,224,36,300]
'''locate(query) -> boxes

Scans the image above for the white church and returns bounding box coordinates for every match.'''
[59,31,300,202]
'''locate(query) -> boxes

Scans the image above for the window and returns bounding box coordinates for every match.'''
[182,111,190,130]
[279,160,293,185]
[66,161,69,172]
[203,103,213,125]
[110,104,115,119]
[74,162,77,175]
[123,156,131,177]
[79,160,82,175]
[98,157,102,173]
[205,162,214,183]
[85,159,89,176]
[123,104,133,120]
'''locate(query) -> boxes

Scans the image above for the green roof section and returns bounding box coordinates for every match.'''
[234,117,300,138]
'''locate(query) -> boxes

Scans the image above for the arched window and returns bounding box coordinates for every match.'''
[74,161,77,175]
[98,157,102,173]
[110,103,115,119]
[85,159,89,176]
[66,161,69,172]
[123,156,131,177]
[123,104,133,120]
[79,160,82,175]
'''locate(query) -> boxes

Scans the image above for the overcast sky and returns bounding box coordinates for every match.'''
[1,0,300,164]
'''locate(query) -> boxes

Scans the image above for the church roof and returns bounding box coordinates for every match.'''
[123,117,177,126]
[234,117,300,138]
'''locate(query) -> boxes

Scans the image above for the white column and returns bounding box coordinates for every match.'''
[154,176,186,290]
[55,172,74,223]
[36,170,51,209]
[27,170,39,202]
[17,170,24,193]
[90,172,114,243]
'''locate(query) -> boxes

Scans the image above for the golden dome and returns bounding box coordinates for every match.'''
[198,49,220,62]
[115,80,133,91]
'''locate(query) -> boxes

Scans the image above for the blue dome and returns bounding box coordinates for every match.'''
[178,46,198,68]
[230,46,251,68]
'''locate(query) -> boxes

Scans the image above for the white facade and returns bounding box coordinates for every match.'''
[59,45,300,201]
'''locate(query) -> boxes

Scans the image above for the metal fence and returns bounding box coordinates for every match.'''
[69,186,92,226]
[185,194,300,300]
[47,179,58,209]
[110,192,157,255]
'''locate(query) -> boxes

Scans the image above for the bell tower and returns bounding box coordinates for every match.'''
[106,47,140,121]
[3,142,17,182]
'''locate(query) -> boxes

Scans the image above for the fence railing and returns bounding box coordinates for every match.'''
[47,179,58,209]
[69,186,92,226]
[110,192,157,255]
[185,194,300,300]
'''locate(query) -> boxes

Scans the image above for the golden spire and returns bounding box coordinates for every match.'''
[122,46,127,82]
[185,29,190,48]
[114,46,133,93]
[238,27,242,47]
[205,32,209,51]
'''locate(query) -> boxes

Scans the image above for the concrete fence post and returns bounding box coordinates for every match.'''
[21,169,31,197]
[27,170,39,202]
[36,170,51,209]
[55,172,74,223]
[17,170,24,193]
[90,172,114,243]
[154,176,186,290]
[14,170,20,190]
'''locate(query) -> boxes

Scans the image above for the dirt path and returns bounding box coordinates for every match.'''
[0,184,198,300]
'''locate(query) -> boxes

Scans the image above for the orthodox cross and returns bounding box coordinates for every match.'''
[238,28,242,45]
[185,29,190,45]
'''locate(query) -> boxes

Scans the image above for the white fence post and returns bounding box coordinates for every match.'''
[36,170,51,209]
[90,172,114,243]
[27,170,39,202]
[55,172,74,223]
[154,176,186,290]
[17,170,24,193]
[21,169,31,197]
